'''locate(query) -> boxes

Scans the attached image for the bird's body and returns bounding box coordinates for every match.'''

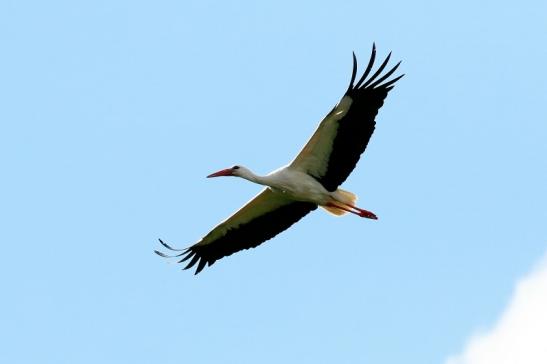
[156,44,403,274]
[227,166,364,216]
[238,166,332,205]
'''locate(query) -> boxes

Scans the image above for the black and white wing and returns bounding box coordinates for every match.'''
[156,188,317,274]
[290,44,403,191]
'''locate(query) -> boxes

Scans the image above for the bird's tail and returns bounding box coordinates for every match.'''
[321,188,358,216]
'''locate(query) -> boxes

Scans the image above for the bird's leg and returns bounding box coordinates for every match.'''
[326,202,378,219]
[345,204,378,219]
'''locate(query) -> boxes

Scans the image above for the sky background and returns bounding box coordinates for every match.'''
[1,1,546,363]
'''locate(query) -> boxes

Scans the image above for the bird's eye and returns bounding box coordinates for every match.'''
[232,165,240,170]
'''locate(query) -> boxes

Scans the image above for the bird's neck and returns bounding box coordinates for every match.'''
[240,169,271,187]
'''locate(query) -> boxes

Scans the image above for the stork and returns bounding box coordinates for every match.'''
[156,44,403,274]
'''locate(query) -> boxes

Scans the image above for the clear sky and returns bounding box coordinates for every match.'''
[1,1,546,363]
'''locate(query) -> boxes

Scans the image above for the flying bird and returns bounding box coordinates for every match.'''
[156,44,403,274]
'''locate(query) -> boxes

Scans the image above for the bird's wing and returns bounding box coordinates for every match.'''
[156,188,317,274]
[289,44,403,191]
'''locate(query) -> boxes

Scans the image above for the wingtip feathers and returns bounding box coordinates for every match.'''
[350,44,403,92]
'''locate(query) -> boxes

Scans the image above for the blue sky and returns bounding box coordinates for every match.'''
[1,1,546,363]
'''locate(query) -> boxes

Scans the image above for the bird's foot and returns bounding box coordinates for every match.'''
[343,204,378,219]
[357,209,378,219]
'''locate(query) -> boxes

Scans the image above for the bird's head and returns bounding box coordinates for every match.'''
[206,165,249,178]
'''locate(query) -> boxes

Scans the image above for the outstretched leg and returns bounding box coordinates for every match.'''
[326,202,378,219]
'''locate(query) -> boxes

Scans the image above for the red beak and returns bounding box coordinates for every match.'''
[207,168,233,178]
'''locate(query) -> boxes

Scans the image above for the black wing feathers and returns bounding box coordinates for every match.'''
[157,201,317,274]
[317,44,403,192]
[353,44,377,89]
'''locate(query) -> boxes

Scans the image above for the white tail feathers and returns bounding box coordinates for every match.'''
[333,188,357,205]
[321,188,358,216]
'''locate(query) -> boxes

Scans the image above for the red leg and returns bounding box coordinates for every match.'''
[326,202,378,219]
[344,204,378,219]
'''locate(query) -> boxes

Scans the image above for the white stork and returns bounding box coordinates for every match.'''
[156,44,403,274]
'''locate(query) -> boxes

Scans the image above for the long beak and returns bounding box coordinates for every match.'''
[206,168,233,178]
